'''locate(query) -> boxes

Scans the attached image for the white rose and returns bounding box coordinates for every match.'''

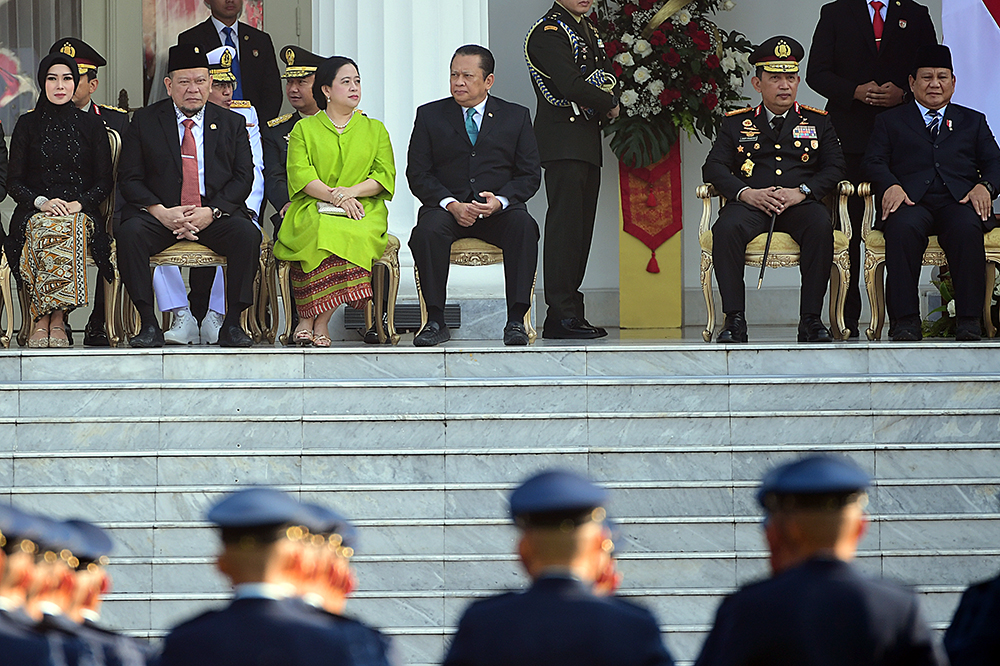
[633,39,652,58]
[647,79,665,96]
[621,89,639,107]
[621,33,635,46]
[722,0,736,10]
[674,9,692,25]
[633,66,652,84]
[736,51,751,70]
[947,300,956,317]
[721,55,737,72]
[615,52,635,67]
[730,73,743,88]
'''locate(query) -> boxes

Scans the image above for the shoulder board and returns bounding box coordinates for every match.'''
[725,107,753,116]
[267,113,294,128]
[799,104,828,115]
[98,104,127,113]
[230,100,252,108]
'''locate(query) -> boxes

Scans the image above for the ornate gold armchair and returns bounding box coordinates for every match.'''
[413,237,537,343]
[276,233,401,345]
[697,181,854,341]
[858,182,1000,340]
[16,127,123,347]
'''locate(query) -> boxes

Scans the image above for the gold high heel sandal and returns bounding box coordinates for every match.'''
[48,325,70,348]
[28,327,49,348]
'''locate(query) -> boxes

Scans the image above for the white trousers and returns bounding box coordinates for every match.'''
[153,266,226,314]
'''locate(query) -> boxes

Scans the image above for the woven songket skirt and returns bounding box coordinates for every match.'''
[290,253,372,319]
[20,212,92,321]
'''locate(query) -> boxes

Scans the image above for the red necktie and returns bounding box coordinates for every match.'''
[871,1,884,50]
[180,118,201,206]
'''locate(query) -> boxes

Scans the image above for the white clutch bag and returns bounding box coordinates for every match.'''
[317,201,348,216]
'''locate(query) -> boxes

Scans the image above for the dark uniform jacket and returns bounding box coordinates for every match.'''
[406,95,541,212]
[702,103,846,204]
[807,0,937,155]
[320,609,393,666]
[0,610,50,666]
[695,558,947,666]
[118,99,254,222]
[526,3,618,166]
[177,18,283,121]
[863,101,1000,228]
[442,575,674,666]
[81,619,157,666]
[944,572,1000,666]
[262,111,301,215]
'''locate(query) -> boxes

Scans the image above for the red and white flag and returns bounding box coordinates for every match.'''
[943,0,1000,131]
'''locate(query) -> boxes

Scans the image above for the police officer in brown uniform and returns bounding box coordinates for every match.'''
[526,0,619,339]
[702,36,846,343]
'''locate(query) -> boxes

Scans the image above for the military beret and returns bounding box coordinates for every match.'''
[750,36,804,73]
[168,44,209,73]
[757,455,871,511]
[913,44,953,72]
[50,37,107,75]
[0,505,39,551]
[64,519,113,566]
[280,45,324,79]
[509,469,609,528]
[206,46,237,83]
[301,503,358,552]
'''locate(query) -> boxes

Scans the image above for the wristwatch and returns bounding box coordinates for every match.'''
[798,183,812,197]
[211,207,223,219]
[979,180,997,199]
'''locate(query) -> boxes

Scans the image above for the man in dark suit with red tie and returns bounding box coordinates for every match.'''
[406,45,542,347]
[116,44,260,348]
[863,44,1000,341]
[178,0,282,121]
[807,0,936,337]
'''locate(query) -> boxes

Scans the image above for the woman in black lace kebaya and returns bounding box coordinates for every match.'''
[5,52,113,347]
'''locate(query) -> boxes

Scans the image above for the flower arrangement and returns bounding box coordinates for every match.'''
[593,0,754,168]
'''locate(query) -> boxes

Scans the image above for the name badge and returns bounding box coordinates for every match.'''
[793,125,817,139]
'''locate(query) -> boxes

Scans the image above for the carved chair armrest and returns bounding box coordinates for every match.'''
[835,180,854,240]
[697,183,720,236]
[856,182,876,241]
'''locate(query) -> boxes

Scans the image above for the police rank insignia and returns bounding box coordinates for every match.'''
[743,119,753,127]
[285,48,295,65]
[741,159,754,177]
[60,42,75,57]
[792,125,817,139]
[221,49,233,67]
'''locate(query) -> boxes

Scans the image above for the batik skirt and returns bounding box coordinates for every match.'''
[19,212,93,321]
[290,253,372,319]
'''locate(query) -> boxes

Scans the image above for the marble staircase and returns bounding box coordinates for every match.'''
[1,341,999,664]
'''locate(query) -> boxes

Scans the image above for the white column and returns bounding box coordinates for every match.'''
[313,0,492,298]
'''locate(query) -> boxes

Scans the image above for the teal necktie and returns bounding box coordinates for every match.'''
[465,107,479,145]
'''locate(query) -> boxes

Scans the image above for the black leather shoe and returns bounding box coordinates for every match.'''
[797,314,834,343]
[956,317,982,341]
[414,320,450,347]
[363,313,389,345]
[218,325,254,347]
[890,315,922,341]
[128,324,164,348]
[83,319,109,347]
[503,321,529,346]
[542,317,606,339]
[716,312,748,343]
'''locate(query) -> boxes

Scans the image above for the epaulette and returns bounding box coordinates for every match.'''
[267,113,294,128]
[799,104,828,115]
[230,100,252,108]
[98,104,127,113]
[725,107,753,116]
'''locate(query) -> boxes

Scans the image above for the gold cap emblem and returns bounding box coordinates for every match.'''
[775,40,791,59]
[285,48,295,66]
[221,49,233,67]
[60,42,76,58]
[194,46,200,54]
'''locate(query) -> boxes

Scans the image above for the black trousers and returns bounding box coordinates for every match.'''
[542,159,601,323]
[409,205,539,313]
[712,199,833,316]
[117,213,261,316]
[882,186,986,320]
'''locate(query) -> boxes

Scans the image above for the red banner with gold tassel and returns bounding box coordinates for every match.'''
[618,142,682,273]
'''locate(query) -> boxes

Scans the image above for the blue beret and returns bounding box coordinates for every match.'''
[301,503,358,551]
[207,487,311,528]
[0,505,37,545]
[64,520,113,564]
[29,515,76,555]
[757,455,871,508]
[509,469,609,526]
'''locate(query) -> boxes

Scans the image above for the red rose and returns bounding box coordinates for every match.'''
[686,20,700,35]
[613,62,624,77]
[663,48,681,66]
[658,89,681,106]
[703,92,719,110]
[649,31,667,47]
[692,31,712,51]
[690,75,703,90]
[605,41,622,57]
[659,21,673,32]
[705,54,720,69]
[707,77,718,89]
[623,3,639,15]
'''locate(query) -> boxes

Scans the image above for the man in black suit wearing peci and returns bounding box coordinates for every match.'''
[178,0,282,122]
[807,0,936,337]
[863,44,1000,341]
[406,44,542,347]
[116,44,260,348]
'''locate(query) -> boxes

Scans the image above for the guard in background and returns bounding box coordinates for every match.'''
[526,0,620,340]
[702,36,845,343]
[945,568,1000,665]
[0,507,51,666]
[443,469,675,666]
[695,455,947,666]
[49,37,130,347]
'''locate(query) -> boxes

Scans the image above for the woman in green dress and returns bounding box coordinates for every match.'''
[274,56,395,347]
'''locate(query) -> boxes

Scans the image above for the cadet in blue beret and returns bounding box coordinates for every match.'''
[696,455,947,666]
[0,507,52,666]
[945,565,1000,665]
[158,487,356,666]
[443,469,675,666]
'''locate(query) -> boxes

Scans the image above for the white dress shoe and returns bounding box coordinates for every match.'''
[200,310,225,345]
[163,308,200,345]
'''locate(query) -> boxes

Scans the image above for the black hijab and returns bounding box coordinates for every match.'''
[35,52,80,116]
